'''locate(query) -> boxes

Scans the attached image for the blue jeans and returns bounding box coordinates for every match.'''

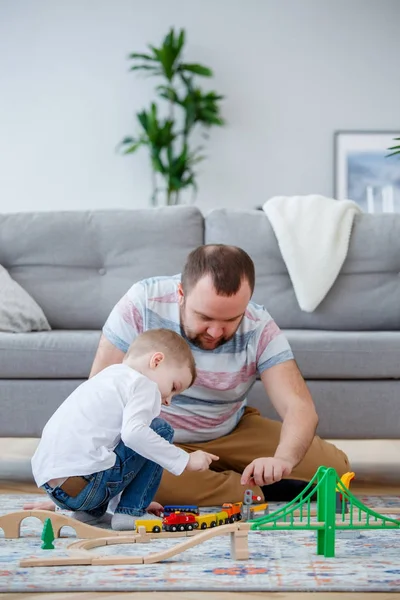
[42,418,174,517]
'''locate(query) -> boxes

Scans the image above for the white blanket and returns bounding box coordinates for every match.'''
[262,195,362,312]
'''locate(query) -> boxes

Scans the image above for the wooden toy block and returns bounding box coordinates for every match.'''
[105,535,138,546]
[20,556,93,568]
[91,555,144,565]
[71,537,110,550]
[230,529,249,561]
[135,525,151,543]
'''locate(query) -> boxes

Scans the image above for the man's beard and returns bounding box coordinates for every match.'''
[179,307,235,350]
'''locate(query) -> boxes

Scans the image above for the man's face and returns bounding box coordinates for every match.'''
[179,275,252,350]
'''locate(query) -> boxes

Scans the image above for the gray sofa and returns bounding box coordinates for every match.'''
[0,206,399,442]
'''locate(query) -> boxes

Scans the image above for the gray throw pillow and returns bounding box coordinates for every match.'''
[0,265,51,333]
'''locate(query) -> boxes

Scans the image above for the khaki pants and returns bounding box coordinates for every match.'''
[155,407,350,506]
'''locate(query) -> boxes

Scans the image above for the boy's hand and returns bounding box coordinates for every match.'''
[146,501,164,516]
[186,450,219,472]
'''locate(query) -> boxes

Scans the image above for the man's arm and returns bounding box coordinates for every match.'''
[261,359,318,467]
[89,334,125,378]
[241,359,318,486]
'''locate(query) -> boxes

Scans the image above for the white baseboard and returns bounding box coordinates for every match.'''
[0,438,399,483]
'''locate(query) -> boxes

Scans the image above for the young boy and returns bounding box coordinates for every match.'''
[32,328,218,531]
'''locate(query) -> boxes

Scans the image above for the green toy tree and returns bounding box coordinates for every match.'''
[120,27,225,206]
[41,517,55,550]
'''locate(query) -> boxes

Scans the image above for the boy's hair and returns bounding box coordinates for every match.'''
[125,328,197,386]
[181,244,255,296]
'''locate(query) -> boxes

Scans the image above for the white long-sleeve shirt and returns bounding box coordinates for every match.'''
[32,364,189,487]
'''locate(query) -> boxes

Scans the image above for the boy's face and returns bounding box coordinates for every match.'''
[147,357,193,406]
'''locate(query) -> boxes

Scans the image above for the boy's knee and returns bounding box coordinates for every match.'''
[150,417,174,442]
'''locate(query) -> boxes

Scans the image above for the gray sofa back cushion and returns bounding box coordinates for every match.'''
[0,207,204,330]
[205,210,400,331]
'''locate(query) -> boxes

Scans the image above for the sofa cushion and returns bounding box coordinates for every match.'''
[286,330,400,379]
[0,265,51,333]
[205,210,400,331]
[0,331,101,378]
[0,207,204,330]
[247,379,400,439]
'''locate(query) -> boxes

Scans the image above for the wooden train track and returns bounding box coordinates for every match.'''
[20,522,252,567]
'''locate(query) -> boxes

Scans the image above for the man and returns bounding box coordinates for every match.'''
[26,244,349,510]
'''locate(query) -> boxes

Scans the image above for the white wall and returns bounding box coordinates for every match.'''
[0,0,399,213]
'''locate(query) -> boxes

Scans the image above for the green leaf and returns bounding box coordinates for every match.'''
[199,109,225,126]
[204,91,224,101]
[137,110,149,132]
[167,144,174,165]
[165,27,178,49]
[147,103,159,138]
[149,45,163,61]
[151,154,166,174]
[122,141,143,154]
[170,176,185,190]
[177,29,185,54]
[129,65,159,72]
[156,84,177,99]
[128,52,156,61]
[179,63,213,76]
[182,174,195,186]
[120,136,135,145]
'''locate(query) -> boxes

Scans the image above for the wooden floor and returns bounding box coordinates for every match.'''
[1,481,399,600]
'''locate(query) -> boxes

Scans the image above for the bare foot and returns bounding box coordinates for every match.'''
[23,500,56,511]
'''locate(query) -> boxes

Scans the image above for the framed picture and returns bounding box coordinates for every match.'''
[334,131,400,213]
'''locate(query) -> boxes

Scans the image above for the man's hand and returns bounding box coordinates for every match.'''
[186,450,219,472]
[241,457,293,487]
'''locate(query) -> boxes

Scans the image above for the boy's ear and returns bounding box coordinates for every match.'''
[149,352,164,369]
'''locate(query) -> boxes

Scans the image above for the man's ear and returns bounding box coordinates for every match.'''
[149,352,164,369]
[177,283,185,306]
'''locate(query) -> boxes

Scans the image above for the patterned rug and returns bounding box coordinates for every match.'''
[1,493,400,592]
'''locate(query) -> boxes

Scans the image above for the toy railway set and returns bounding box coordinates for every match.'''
[0,467,399,567]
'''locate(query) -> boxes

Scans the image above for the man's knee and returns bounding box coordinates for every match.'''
[316,438,350,477]
[150,417,174,443]
[330,445,351,476]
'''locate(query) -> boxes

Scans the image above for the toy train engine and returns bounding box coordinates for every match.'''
[221,502,242,522]
[163,512,199,532]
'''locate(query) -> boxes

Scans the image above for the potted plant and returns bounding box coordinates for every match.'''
[120,28,225,206]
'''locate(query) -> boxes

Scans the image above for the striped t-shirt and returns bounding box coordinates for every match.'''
[103,275,294,444]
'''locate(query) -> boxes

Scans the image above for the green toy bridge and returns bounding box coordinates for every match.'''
[250,466,400,557]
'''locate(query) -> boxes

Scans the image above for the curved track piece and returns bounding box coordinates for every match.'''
[0,510,124,539]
